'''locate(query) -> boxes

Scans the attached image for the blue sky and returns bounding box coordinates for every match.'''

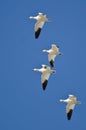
[0,0,86,129]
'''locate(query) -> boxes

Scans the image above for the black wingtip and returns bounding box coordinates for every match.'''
[67,109,73,120]
[50,60,54,68]
[56,45,59,48]
[35,28,41,38]
[42,80,48,90]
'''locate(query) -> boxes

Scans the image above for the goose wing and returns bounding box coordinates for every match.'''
[48,53,56,67]
[35,21,44,38]
[51,45,59,52]
[41,72,50,90]
[69,95,77,101]
[66,103,75,120]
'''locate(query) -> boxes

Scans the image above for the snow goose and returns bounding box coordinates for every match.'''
[42,44,62,67]
[59,94,81,120]
[29,12,50,38]
[33,64,56,90]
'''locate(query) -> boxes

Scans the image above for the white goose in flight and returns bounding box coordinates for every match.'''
[29,12,50,38]
[33,64,56,90]
[59,94,81,120]
[42,44,62,67]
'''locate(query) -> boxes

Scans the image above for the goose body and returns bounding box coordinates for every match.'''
[29,12,50,38]
[33,64,56,90]
[42,44,62,67]
[59,94,81,120]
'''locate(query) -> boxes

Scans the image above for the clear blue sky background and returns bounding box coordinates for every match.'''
[0,0,86,130]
